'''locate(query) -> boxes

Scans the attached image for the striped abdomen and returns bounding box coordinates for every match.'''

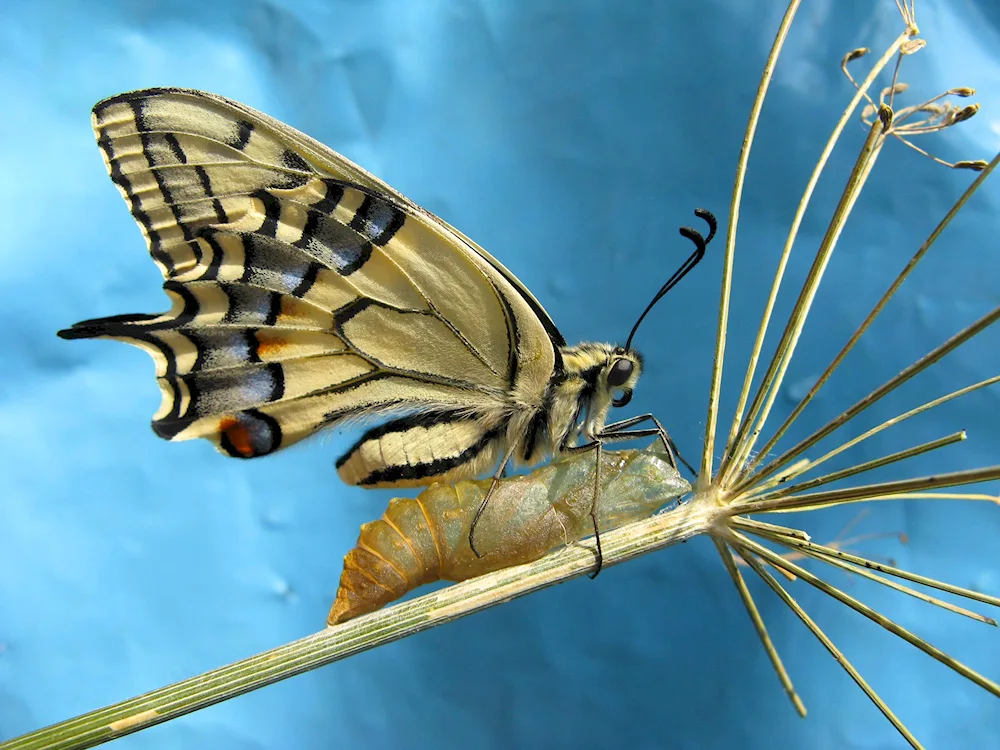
[328,444,690,624]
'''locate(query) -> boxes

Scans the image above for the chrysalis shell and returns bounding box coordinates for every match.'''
[329,444,691,624]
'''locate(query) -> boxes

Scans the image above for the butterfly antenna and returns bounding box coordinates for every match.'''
[624,208,717,350]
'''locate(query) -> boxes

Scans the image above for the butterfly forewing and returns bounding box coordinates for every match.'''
[62,88,559,479]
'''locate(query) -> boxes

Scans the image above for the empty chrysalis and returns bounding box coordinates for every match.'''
[329,442,690,624]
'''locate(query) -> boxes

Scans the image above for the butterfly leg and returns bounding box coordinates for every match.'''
[567,418,694,577]
[469,442,521,558]
[560,438,606,578]
[601,413,695,476]
[561,420,682,577]
[590,439,604,578]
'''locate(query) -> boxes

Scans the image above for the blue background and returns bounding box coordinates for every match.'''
[2,1,998,748]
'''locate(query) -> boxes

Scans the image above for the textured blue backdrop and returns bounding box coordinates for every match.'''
[1,1,998,748]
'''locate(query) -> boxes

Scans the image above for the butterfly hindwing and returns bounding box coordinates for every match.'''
[60,88,560,478]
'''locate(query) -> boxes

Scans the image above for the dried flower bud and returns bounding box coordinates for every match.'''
[842,47,869,65]
[878,104,894,131]
[952,104,980,123]
[953,160,988,171]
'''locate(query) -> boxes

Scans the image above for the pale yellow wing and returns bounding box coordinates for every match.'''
[59,88,559,479]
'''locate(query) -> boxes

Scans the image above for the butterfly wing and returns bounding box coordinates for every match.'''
[59,88,561,484]
[170,89,570,353]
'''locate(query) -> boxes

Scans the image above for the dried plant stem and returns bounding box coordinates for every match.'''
[727,530,1000,699]
[712,537,807,717]
[723,30,916,470]
[746,374,1000,494]
[702,0,802,484]
[895,0,917,28]
[730,519,1000,610]
[730,515,811,541]
[721,111,891,485]
[746,149,1000,476]
[734,463,1000,514]
[798,550,995,625]
[728,540,922,748]
[732,520,997,624]
[737,304,1000,495]
[734,510,900,581]
[882,491,999,502]
[743,430,967,502]
[0,499,717,750]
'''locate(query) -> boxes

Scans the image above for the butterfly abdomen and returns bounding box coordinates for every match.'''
[335,410,505,487]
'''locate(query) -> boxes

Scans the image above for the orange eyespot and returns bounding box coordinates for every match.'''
[219,416,255,457]
[255,334,288,357]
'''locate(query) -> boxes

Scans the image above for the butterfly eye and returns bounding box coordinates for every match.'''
[607,358,634,388]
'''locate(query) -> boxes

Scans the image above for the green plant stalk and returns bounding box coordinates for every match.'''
[0,499,718,750]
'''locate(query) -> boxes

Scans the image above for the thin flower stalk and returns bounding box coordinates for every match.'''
[737,304,1000,494]
[728,519,1000,610]
[702,0,802,483]
[741,431,967,503]
[744,374,1000,494]
[721,29,920,476]
[712,537,807,717]
[720,102,897,485]
[726,530,1000,700]
[743,151,1000,481]
[731,518,998,624]
[728,540,922,749]
[733,464,1000,514]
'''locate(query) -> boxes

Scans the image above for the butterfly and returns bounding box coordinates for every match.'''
[58,88,713,567]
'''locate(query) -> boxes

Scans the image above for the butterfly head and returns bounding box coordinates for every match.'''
[557,209,717,443]
[605,345,642,409]
[556,343,643,444]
